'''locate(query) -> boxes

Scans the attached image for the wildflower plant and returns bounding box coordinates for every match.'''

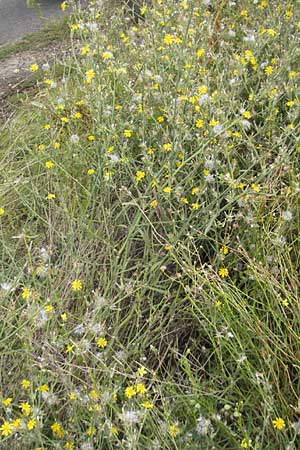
[0,0,299,448]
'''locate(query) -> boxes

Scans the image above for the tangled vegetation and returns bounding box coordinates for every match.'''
[0,0,299,449]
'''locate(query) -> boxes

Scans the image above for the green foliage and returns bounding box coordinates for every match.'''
[0,0,299,449]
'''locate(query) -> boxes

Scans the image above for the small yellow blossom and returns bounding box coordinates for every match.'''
[87,426,96,436]
[243,111,252,119]
[150,199,158,207]
[241,438,252,448]
[65,442,75,450]
[40,384,49,393]
[220,245,229,255]
[169,424,180,438]
[88,135,95,141]
[136,383,147,395]
[71,279,82,291]
[0,421,13,437]
[51,422,65,437]
[251,183,260,193]
[46,193,56,200]
[2,397,13,407]
[265,66,273,75]
[27,419,36,430]
[29,63,39,72]
[163,143,172,152]
[136,171,145,182]
[21,289,31,300]
[141,401,154,409]
[61,1,68,11]
[81,44,90,55]
[196,48,205,58]
[196,119,204,128]
[218,267,229,278]
[124,129,132,138]
[0,207,4,215]
[45,160,54,169]
[22,379,31,389]
[163,186,172,193]
[19,402,31,416]
[125,386,137,398]
[97,337,107,348]
[272,417,285,430]
[73,111,82,119]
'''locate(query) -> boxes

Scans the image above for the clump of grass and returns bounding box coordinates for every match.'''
[0,0,299,448]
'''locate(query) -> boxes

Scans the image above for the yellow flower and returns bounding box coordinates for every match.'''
[46,193,56,200]
[2,397,13,407]
[135,171,145,182]
[163,186,172,193]
[87,426,96,436]
[22,379,31,389]
[40,384,49,393]
[65,442,75,450]
[243,111,251,119]
[251,183,260,192]
[157,116,165,123]
[65,344,74,353]
[54,142,60,149]
[209,119,218,127]
[88,135,95,141]
[87,168,95,175]
[61,1,68,11]
[150,199,158,207]
[85,69,95,82]
[163,143,172,152]
[272,417,285,430]
[125,386,137,398]
[0,207,4,215]
[29,63,39,72]
[73,111,82,119]
[81,44,90,55]
[191,203,200,210]
[124,129,132,138]
[21,288,31,300]
[265,66,273,75]
[11,418,21,430]
[141,401,154,409]
[71,279,82,291]
[0,421,13,437]
[45,160,54,169]
[61,116,69,124]
[97,337,107,348]
[164,34,174,45]
[169,424,180,438]
[196,119,204,128]
[19,402,31,416]
[241,438,252,448]
[27,419,36,430]
[136,383,147,395]
[218,267,229,278]
[90,390,99,400]
[196,48,205,58]
[220,245,229,255]
[102,51,113,59]
[61,312,67,321]
[51,422,65,437]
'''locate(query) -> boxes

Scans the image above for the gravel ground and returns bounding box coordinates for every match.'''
[0,0,64,46]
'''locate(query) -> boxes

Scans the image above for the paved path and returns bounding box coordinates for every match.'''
[0,0,64,46]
